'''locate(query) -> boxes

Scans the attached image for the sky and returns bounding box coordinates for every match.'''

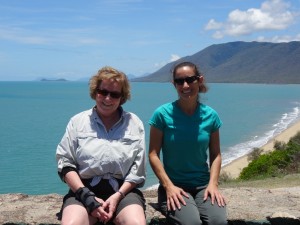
[0,0,300,81]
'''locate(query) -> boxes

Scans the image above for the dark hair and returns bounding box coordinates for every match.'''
[172,61,208,93]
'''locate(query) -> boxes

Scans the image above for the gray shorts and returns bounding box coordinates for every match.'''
[61,179,145,221]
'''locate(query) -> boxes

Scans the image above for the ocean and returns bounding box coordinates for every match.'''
[1,81,300,195]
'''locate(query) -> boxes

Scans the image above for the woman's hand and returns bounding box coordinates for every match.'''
[96,192,122,223]
[165,185,189,211]
[204,184,226,207]
[91,197,109,223]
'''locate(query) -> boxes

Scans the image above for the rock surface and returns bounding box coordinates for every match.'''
[1,187,300,224]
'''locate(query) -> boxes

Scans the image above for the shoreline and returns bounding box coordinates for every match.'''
[221,119,300,178]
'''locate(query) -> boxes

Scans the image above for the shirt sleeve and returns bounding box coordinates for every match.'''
[56,118,78,180]
[148,105,165,131]
[211,108,222,132]
[124,117,146,188]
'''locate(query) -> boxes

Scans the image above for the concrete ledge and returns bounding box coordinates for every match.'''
[147,218,300,225]
[1,218,300,225]
[1,187,300,225]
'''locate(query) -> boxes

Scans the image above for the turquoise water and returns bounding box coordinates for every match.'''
[0,81,300,194]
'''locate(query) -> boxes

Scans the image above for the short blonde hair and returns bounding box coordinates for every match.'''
[89,66,131,105]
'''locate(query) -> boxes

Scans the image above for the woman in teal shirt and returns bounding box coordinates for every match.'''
[149,61,227,225]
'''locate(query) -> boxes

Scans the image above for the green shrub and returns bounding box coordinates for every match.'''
[273,140,286,150]
[289,131,300,145]
[240,147,292,180]
[237,131,300,181]
[247,147,263,161]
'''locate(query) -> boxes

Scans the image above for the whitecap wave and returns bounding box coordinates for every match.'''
[222,104,300,166]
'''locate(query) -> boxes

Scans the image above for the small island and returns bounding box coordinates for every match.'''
[40,78,68,82]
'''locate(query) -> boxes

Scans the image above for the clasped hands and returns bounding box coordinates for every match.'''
[91,193,121,223]
[75,187,121,224]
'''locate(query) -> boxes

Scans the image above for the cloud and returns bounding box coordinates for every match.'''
[0,25,107,46]
[170,54,180,62]
[257,33,300,42]
[205,19,222,30]
[205,0,296,38]
[154,54,181,69]
[0,26,49,44]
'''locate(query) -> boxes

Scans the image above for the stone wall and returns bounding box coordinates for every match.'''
[1,186,300,225]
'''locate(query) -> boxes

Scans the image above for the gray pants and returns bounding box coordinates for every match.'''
[158,185,227,225]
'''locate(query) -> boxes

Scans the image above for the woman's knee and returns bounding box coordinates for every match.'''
[114,215,146,225]
[166,206,202,225]
[61,205,92,225]
[167,214,202,225]
[206,215,228,225]
[114,204,146,225]
[61,215,88,225]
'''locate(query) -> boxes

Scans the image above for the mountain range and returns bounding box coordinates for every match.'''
[132,41,300,84]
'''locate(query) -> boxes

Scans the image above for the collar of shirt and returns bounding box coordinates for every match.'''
[92,106,124,131]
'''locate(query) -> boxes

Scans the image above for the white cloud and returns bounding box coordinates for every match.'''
[0,26,49,44]
[154,54,181,69]
[212,31,224,39]
[205,0,296,38]
[170,54,180,62]
[257,33,300,42]
[0,25,106,46]
[205,19,223,30]
[151,54,182,77]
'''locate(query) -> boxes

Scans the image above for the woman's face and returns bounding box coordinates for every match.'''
[173,66,203,100]
[95,78,122,117]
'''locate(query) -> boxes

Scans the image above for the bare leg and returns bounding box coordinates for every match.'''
[113,204,146,225]
[61,204,98,225]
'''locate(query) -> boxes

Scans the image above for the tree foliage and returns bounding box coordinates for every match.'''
[239,132,300,180]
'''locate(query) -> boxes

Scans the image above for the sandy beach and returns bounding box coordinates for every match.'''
[221,119,300,178]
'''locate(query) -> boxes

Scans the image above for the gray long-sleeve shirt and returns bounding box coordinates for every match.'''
[56,107,146,188]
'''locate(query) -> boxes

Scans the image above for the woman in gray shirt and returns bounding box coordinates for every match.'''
[56,66,146,225]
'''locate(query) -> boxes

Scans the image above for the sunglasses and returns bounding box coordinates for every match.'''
[173,75,199,85]
[96,89,122,99]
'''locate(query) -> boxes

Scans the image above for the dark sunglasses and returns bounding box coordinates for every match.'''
[96,89,122,99]
[173,75,199,85]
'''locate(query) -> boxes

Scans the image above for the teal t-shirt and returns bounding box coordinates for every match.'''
[149,101,222,187]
